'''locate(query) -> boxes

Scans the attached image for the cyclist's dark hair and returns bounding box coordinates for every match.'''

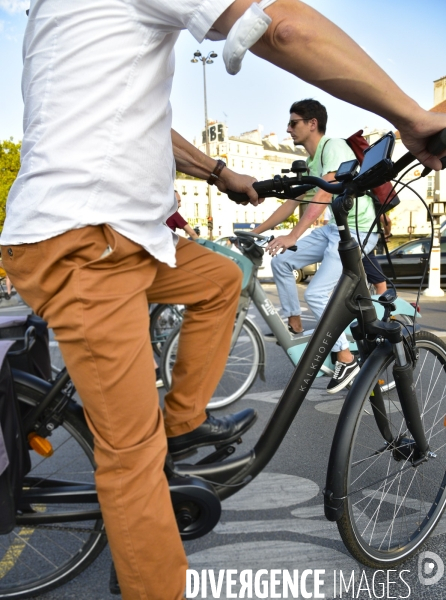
[289,99,327,134]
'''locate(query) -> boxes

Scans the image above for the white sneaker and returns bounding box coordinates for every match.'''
[326,359,359,394]
[155,368,164,389]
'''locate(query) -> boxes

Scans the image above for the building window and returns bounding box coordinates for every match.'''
[427,176,434,198]
[194,186,198,196]
[194,203,199,217]
[232,159,235,167]
[237,144,240,153]
[241,160,244,168]
[182,185,187,195]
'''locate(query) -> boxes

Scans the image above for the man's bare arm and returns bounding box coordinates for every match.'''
[266,173,334,256]
[171,129,261,205]
[183,223,199,240]
[213,0,446,170]
[252,199,299,234]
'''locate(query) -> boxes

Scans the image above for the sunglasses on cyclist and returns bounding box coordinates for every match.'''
[287,118,308,128]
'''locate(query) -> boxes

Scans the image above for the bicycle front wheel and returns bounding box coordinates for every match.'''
[335,331,446,568]
[161,318,262,409]
[0,379,106,599]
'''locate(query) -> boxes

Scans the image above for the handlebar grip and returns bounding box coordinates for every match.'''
[227,179,277,204]
[427,128,446,155]
[392,152,416,177]
[227,190,250,204]
[253,179,276,196]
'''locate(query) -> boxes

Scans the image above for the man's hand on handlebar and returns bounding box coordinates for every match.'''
[266,232,297,256]
[397,112,446,171]
[216,168,262,206]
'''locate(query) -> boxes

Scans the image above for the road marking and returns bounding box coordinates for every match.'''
[314,398,402,415]
[215,517,340,540]
[244,388,338,403]
[187,540,359,599]
[0,527,35,579]
[222,473,319,511]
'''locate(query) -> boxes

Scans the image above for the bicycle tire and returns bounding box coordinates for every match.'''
[149,303,184,357]
[334,331,446,568]
[161,318,262,409]
[0,379,106,599]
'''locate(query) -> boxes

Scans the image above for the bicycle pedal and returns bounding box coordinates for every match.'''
[169,447,198,462]
[215,436,242,450]
[196,444,236,465]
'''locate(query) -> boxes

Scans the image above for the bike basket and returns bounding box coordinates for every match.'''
[0,340,31,534]
[0,315,52,380]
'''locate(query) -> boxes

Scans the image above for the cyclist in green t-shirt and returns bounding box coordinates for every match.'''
[254,99,378,393]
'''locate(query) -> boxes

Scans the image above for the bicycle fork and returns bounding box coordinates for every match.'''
[392,340,429,460]
[354,323,429,461]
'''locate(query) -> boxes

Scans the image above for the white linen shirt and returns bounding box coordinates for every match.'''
[1,0,234,267]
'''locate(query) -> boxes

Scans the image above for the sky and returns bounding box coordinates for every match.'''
[1,0,446,144]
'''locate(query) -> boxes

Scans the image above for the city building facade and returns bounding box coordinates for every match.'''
[175,77,446,240]
[175,123,306,238]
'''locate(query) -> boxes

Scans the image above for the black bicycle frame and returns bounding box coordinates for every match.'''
[174,191,389,498]
[12,191,424,523]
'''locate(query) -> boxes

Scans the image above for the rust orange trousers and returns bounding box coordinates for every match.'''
[2,225,242,600]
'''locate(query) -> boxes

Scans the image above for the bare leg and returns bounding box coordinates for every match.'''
[288,315,303,333]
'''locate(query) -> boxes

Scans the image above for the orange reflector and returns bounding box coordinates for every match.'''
[378,380,385,386]
[444,416,446,427]
[28,432,54,457]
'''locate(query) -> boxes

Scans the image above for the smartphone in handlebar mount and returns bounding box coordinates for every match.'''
[353,131,395,189]
[335,159,359,182]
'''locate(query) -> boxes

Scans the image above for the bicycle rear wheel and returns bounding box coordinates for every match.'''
[0,380,106,599]
[336,331,446,568]
[161,318,262,409]
[149,304,184,356]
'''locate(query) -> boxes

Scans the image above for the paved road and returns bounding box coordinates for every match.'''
[181,284,446,600]
[1,284,445,599]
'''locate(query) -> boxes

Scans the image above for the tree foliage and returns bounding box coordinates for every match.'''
[0,139,21,231]
[277,198,299,228]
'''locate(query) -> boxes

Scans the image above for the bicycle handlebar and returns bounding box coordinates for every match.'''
[227,128,446,204]
[427,128,446,155]
[227,181,314,204]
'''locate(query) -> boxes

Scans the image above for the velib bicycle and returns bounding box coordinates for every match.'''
[159,231,416,408]
[1,129,446,598]
[149,303,184,356]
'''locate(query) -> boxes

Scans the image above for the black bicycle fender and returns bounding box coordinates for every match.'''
[12,368,86,424]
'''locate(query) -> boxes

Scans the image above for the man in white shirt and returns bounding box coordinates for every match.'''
[2,0,445,598]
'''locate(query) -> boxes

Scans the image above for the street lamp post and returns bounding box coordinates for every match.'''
[191,50,218,240]
[424,169,445,297]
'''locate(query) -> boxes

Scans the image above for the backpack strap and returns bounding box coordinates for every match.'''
[320,139,330,172]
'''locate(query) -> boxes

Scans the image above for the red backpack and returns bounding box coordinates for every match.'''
[321,131,400,212]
